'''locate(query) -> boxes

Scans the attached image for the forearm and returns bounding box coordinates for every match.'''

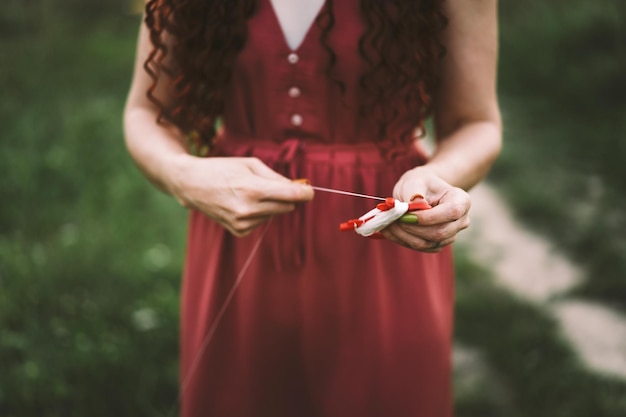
[123,106,192,197]
[417,0,500,191]
[422,119,502,191]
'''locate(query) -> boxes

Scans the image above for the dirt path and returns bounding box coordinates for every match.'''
[457,183,626,379]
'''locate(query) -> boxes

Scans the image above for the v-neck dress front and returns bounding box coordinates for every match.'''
[181,1,455,416]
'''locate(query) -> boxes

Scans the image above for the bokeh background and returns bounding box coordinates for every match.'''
[1,0,625,416]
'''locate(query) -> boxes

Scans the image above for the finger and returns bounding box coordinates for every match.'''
[422,236,456,253]
[382,224,456,252]
[243,159,314,203]
[227,216,271,237]
[256,179,314,203]
[200,207,270,238]
[396,215,471,243]
[232,201,297,219]
[411,191,470,226]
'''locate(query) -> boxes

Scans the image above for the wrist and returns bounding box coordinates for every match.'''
[164,153,199,208]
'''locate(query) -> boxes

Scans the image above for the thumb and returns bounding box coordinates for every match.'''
[246,158,314,202]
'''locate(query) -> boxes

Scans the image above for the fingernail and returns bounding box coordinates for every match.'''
[292,178,310,185]
[399,214,419,224]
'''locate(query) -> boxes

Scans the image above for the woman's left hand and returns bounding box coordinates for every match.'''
[381,166,471,252]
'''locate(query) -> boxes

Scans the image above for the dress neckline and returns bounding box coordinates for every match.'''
[266,0,327,53]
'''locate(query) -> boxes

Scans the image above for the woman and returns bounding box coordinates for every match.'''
[124,0,501,416]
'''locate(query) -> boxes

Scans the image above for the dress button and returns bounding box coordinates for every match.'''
[288,87,301,98]
[291,114,303,126]
[287,52,299,64]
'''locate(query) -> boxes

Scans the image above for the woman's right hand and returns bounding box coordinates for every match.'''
[168,155,314,236]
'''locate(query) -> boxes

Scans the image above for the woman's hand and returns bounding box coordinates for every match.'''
[381,166,471,252]
[169,155,314,237]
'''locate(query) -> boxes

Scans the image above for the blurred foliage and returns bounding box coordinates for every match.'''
[453,252,626,417]
[494,0,626,310]
[1,0,625,416]
[1,1,185,415]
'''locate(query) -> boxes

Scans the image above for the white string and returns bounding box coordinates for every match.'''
[354,200,409,237]
[310,185,386,201]
[167,219,273,417]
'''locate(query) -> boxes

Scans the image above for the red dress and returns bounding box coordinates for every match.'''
[181,1,454,416]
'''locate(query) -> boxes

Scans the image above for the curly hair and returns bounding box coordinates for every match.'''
[143,0,447,155]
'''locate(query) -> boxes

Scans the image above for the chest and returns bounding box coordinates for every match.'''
[230,0,366,98]
[269,0,327,50]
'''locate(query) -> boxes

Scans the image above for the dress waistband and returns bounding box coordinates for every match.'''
[212,129,428,166]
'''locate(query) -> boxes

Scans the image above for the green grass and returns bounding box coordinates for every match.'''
[0,5,185,416]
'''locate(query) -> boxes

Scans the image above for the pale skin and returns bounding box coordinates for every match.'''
[123,0,501,252]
